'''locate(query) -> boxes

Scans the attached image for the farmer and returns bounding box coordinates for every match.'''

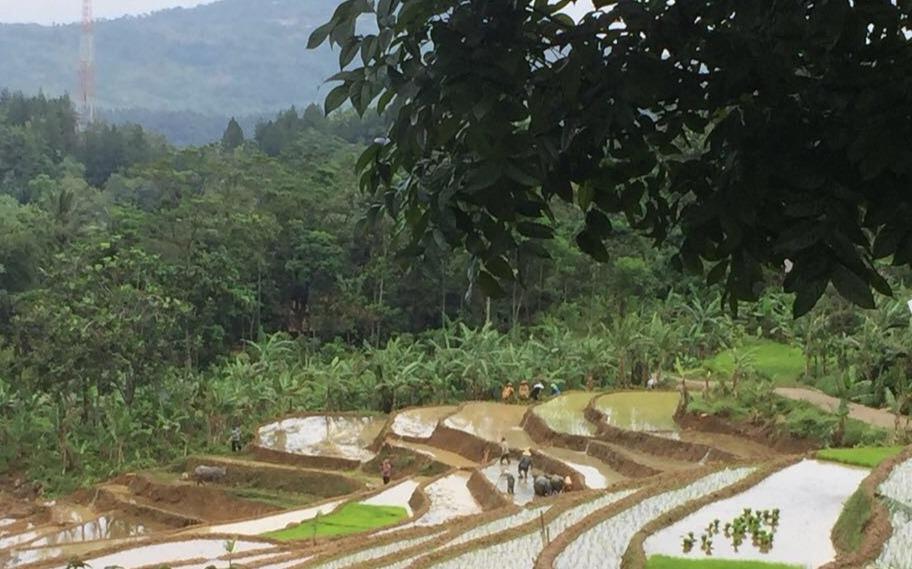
[499,437,511,465]
[518,381,531,400]
[550,383,561,397]
[530,381,545,401]
[518,450,532,480]
[501,382,515,402]
[533,475,552,497]
[230,426,243,453]
[381,459,393,485]
[500,472,515,495]
[646,373,659,390]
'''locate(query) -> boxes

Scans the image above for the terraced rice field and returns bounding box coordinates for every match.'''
[257,415,385,461]
[594,391,681,433]
[533,392,599,436]
[876,457,912,569]
[555,468,755,568]
[391,407,456,439]
[443,402,534,448]
[3,394,905,569]
[646,460,867,568]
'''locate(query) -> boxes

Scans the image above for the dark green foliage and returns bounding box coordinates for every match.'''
[313,0,912,315]
[221,118,245,150]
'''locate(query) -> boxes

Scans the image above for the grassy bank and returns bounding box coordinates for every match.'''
[646,556,802,569]
[702,339,804,386]
[817,447,903,468]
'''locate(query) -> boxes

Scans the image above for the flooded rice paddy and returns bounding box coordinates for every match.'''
[205,500,343,536]
[54,539,273,569]
[594,391,680,433]
[415,471,482,526]
[482,463,536,505]
[533,392,599,436]
[542,447,625,489]
[391,406,455,439]
[360,480,420,515]
[443,402,533,449]
[645,460,867,568]
[391,440,477,468]
[257,415,385,461]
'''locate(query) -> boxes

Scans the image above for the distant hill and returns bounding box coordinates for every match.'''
[0,0,344,144]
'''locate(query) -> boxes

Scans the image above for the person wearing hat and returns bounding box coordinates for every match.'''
[518,449,532,481]
[499,437,511,465]
[530,380,545,401]
[501,382,515,402]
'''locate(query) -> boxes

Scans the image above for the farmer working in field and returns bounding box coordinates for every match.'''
[381,459,393,485]
[518,449,532,480]
[530,381,545,401]
[500,471,515,495]
[230,426,243,453]
[499,437,511,465]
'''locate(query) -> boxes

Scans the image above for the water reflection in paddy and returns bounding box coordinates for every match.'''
[443,403,533,449]
[257,415,385,461]
[533,392,599,436]
[391,407,455,439]
[594,391,680,433]
[645,460,868,568]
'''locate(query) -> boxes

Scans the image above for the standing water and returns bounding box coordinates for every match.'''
[645,460,868,568]
[594,391,681,433]
[257,415,385,461]
[391,407,455,439]
[532,392,599,436]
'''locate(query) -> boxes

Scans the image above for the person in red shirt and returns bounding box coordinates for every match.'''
[381,459,393,485]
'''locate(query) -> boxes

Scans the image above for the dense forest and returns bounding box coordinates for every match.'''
[1,91,910,495]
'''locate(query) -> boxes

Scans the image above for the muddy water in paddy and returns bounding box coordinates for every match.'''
[482,463,536,505]
[416,471,482,526]
[391,440,477,468]
[391,407,456,439]
[533,392,599,436]
[443,402,533,449]
[594,391,681,433]
[361,480,421,515]
[542,447,625,489]
[258,415,385,461]
[645,459,868,568]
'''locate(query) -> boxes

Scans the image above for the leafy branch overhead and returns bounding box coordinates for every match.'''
[310,0,912,315]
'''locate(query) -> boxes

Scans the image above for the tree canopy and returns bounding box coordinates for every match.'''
[311,0,912,316]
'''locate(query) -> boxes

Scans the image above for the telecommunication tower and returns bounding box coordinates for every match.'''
[78,0,96,127]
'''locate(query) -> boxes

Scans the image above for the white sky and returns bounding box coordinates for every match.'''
[0,0,218,24]
[0,0,599,25]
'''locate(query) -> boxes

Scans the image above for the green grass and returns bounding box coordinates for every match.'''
[704,339,805,386]
[817,446,903,468]
[646,556,802,569]
[264,502,408,541]
[228,487,319,509]
[831,489,872,553]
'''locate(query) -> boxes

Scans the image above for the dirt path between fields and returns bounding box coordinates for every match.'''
[679,379,899,431]
[773,387,898,431]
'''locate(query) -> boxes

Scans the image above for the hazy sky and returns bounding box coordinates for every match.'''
[0,0,218,24]
[0,0,598,25]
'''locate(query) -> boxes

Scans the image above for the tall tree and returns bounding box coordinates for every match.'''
[221,117,245,150]
[312,0,912,315]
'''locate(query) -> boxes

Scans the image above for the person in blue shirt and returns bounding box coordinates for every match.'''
[550,383,561,396]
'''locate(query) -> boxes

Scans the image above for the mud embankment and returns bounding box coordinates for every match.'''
[820,446,912,569]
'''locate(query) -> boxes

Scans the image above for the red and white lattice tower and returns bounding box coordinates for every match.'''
[78,0,96,127]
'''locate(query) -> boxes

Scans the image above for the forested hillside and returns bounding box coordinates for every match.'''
[0,0,342,145]
[2,92,911,496]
